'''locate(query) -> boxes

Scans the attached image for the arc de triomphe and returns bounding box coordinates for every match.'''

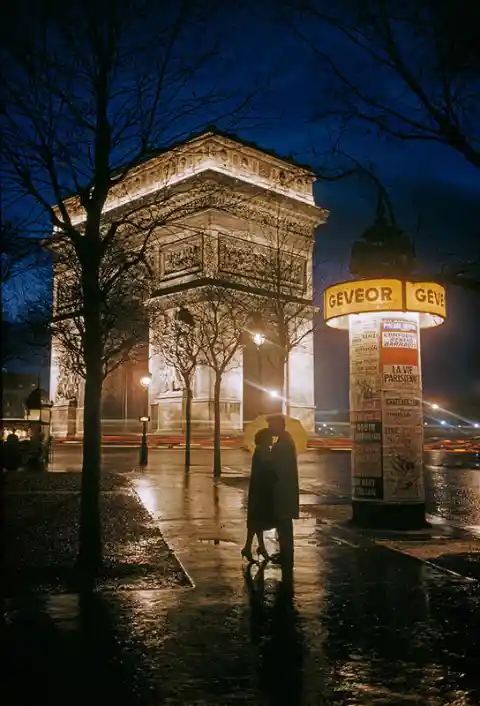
[49,131,327,436]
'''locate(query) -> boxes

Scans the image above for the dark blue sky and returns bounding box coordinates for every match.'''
[238,107,479,408]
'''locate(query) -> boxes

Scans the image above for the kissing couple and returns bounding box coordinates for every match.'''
[241,414,299,569]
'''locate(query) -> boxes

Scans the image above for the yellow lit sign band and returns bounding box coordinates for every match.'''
[405,281,446,319]
[325,279,403,319]
[324,279,446,329]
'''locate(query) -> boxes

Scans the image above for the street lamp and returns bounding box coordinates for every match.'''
[139,375,152,467]
[252,327,266,416]
[249,312,266,348]
[140,375,152,389]
[252,332,266,347]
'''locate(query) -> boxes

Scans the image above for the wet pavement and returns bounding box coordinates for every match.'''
[5,459,480,705]
[4,471,189,595]
[52,445,480,529]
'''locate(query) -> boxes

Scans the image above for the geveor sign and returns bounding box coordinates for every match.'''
[324,278,447,328]
[406,282,446,319]
[324,279,403,320]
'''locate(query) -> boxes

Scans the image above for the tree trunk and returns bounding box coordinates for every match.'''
[185,384,192,472]
[213,373,221,478]
[78,271,103,580]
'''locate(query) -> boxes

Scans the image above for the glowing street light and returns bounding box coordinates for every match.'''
[252,332,266,347]
[268,389,279,398]
[440,420,446,425]
[431,403,439,410]
[140,375,152,389]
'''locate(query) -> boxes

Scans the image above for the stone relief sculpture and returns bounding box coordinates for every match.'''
[163,236,203,279]
[160,366,183,393]
[218,235,306,289]
[154,353,183,395]
[55,361,80,403]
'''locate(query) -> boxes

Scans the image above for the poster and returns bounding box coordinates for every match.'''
[349,316,384,499]
[350,405,384,497]
[380,316,424,502]
[382,392,422,426]
[382,364,420,390]
[352,418,383,500]
[381,318,418,363]
[349,315,381,412]
[350,376,382,411]
[382,426,424,502]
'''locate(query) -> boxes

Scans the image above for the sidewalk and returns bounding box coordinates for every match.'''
[4,463,480,705]
[4,470,190,594]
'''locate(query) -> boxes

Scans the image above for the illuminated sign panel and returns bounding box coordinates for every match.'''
[324,279,403,320]
[324,279,446,329]
[405,282,446,320]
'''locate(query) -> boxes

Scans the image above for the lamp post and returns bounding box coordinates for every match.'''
[139,375,151,467]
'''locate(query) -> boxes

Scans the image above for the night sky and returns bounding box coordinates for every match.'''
[3,0,479,410]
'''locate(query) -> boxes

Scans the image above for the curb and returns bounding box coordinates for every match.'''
[131,485,196,590]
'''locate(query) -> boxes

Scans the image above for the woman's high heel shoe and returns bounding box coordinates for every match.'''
[241,548,254,562]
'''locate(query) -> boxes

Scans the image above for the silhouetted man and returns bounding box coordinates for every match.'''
[267,415,299,576]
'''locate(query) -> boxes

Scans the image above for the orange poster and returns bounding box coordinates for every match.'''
[380,318,419,367]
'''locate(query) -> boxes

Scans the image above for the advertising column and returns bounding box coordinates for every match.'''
[349,311,425,527]
[325,277,446,530]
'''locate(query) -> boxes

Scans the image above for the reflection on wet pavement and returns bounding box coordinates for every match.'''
[126,465,480,705]
[5,453,480,705]
[52,445,480,528]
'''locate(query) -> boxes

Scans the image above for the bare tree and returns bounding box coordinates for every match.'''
[286,0,480,169]
[49,224,151,383]
[193,287,251,477]
[1,222,45,289]
[216,209,319,417]
[1,221,52,368]
[148,304,201,472]
[251,225,317,414]
[1,0,260,577]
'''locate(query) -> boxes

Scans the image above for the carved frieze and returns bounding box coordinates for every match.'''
[173,189,322,238]
[55,361,80,403]
[58,133,323,225]
[218,234,307,291]
[161,234,203,281]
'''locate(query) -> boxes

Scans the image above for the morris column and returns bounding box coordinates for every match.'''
[323,278,446,529]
